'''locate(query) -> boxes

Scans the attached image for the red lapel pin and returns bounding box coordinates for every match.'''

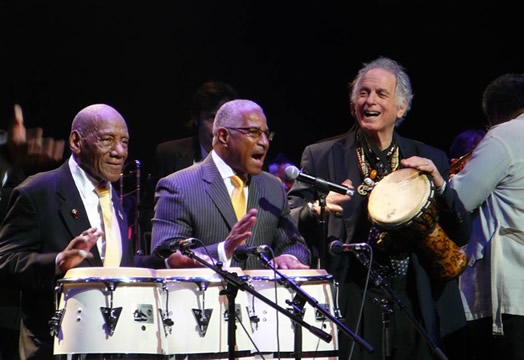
[71,209,79,219]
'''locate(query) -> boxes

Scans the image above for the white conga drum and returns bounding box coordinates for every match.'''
[53,267,167,357]
[244,269,338,359]
[156,268,252,358]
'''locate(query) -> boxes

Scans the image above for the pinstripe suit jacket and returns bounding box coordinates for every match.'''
[151,154,310,269]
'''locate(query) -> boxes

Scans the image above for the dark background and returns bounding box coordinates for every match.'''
[1,0,521,180]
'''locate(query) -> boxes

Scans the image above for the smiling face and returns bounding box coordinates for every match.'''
[218,108,270,177]
[70,105,129,183]
[352,68,408,144]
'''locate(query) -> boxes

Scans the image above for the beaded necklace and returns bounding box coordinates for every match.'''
[355,130,399,196]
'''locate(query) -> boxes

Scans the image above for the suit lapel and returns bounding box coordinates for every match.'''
[56,163,103,266]
[201,156,238,229]
[332,129,367,243]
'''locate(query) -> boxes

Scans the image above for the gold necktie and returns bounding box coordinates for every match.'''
[230,175,246,220]
[95,185,121,267]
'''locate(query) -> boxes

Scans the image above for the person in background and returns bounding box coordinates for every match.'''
[451,73,524,360]
[0,104,65,360]
[288,57,471,359]
[0,104,162,359]
[151,99,310,270]
[448,128,487,177]
[140,81,239,249]
[267,153,296,192]
[448,128,486,162]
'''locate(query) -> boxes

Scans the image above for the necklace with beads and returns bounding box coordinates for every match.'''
[355,130,399,196]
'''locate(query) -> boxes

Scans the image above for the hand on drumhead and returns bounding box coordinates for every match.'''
[400,156,445,189]
[272,254,309,269]
[224,208,258,259]
[57,227,101,273]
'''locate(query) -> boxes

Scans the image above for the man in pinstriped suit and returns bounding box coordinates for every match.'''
[151,99,310,269]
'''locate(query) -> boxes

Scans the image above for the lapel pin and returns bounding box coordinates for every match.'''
[71,209,79,219]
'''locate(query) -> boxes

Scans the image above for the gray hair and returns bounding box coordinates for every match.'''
[349,57,414,126]
[213,99,264,135]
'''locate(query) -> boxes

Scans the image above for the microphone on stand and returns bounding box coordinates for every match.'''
[284,165,354,196]
[233,245,271,262]
[328,240,369,255]
[155,238,199,259]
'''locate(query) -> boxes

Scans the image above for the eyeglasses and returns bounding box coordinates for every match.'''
[226,127,275,141]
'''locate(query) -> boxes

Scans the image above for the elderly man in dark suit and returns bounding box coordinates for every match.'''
[288,58,471,359]
[0,104,162,359]
[151,99,310,270]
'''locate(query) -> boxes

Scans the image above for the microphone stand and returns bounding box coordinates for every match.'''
[317,191,328,269]
[353,251,448,360]
[256,252,374,357]
[179,247,333,360]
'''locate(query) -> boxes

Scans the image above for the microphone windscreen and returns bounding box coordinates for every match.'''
[232,245,250,262]
[328,239,344,255]
[284,165,300,180]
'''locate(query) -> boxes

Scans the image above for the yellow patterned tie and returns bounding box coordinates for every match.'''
[230,175,246,220]
[95,185,121,267]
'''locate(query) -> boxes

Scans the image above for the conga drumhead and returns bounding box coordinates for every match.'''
[368,168,432,228]
[63,266,157,279]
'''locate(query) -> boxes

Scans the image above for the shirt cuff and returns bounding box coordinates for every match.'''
[217,241,232,267]
[437,181,447,196]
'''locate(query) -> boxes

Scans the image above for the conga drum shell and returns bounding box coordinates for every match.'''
[244,269,338,358]
[54,267,166,355]
[156,267,252,356]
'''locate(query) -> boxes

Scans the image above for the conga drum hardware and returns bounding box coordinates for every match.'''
[49,283,65,337]
[99,280,123,336]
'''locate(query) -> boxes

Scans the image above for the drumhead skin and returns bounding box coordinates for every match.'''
[368,168,433,227]
[63,266,158,279]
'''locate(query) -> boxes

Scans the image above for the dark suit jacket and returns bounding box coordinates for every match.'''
[288,128,471,342]
[140,136,199,236]
[0,162,161,359]
[151,154,311,269]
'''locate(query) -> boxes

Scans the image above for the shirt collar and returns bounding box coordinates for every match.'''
[68,156,111,197]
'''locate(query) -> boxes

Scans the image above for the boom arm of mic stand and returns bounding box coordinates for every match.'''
[180,247,333,344]
[257,253,374,353]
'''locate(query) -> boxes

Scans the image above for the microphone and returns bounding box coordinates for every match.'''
[285,166,354,196]
[233,245,271,262]
[328,240,369,255]
[155,238,199,258]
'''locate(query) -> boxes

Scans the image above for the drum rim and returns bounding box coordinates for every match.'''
[247,274,333,282]
[368,168,434,226]
[57,276,164,284]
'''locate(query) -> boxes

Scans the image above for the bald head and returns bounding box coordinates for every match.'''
[71,104,125,135]
[69,104,129,183]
